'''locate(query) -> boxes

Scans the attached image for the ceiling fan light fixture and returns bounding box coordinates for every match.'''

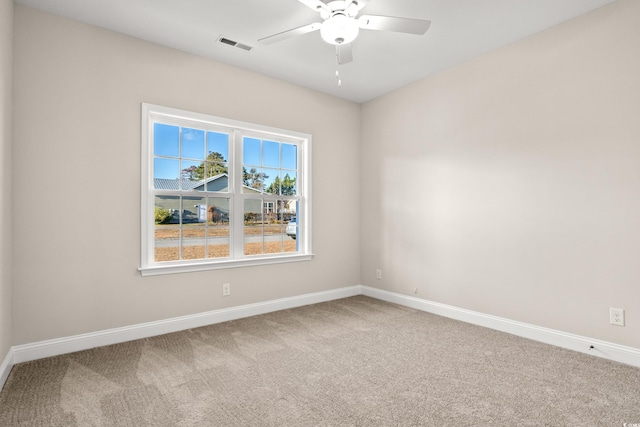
[320,14,359,45]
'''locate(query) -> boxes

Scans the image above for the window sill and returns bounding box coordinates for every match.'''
[139,253,314,276]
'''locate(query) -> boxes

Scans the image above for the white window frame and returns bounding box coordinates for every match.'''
[139,103,312,276]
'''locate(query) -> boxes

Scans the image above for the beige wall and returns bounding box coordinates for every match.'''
[12,5,361,344]
[361,0,640,348]
[9,1,640,351]
[0,0,13,361]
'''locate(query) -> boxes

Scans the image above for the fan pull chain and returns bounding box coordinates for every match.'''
[336,46,342,87]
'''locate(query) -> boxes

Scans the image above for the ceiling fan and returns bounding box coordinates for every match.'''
[258,0,431,65]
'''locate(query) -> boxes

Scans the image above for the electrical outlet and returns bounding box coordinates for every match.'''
[610,307,624,326]
[222,283,231,297]
[375,269,382,280]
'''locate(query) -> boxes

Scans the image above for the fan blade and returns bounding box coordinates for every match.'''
[359,15,431,35]
[258,22,321,45]
[344,0,357,16]
[345,0,368,16]
[337,43,353,64]
[298,0,331,14]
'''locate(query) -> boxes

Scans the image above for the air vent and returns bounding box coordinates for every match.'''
[218,36,253,52]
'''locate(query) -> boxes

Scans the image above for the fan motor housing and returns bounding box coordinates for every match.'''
[321,13,360,45]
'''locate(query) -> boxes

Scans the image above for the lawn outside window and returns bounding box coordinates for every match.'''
[139,103,312,276]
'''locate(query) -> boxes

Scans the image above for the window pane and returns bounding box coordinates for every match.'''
[244,199,263,255]
[242,167,266,193]
[206,162,228,179]
[206,168,229,192]
[181,160,204,190]
[154,123,179,157]
[263,168,280,194]
[264,201,284,254]
[282,200,297,221]
[282,171,297,196]
[182,196,206,260]
[284,208,297,254]
[262,140,280,168]
[207,197,229,258]
[207,132,229,162]
[282,143,297,170]
[243,137,260,166]
[154,158,180,189]
[182,128,205,160]
[154,195,180,262]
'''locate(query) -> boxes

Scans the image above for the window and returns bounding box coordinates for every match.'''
[140,104,312,276]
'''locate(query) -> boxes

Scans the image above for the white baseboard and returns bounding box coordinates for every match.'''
[361,285,640,368]
[3,283,638,393]
[0,349,12,391]
[10,285,362,366]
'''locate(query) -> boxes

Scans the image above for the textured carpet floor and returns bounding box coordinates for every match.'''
[1,296,640,426]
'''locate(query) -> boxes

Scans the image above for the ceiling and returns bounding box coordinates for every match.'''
[15,0,616,103]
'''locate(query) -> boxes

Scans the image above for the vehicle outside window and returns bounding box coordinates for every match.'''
[286,218,297,239]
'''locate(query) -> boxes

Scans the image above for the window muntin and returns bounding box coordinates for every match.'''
[141,104,311,275]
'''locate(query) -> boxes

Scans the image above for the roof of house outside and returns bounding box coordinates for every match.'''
[153,173,265,194]
[153,173,227,191]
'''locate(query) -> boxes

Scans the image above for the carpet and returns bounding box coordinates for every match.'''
[1,296,639,426]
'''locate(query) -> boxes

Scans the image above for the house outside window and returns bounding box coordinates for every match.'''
[263,201,275,215]
[140,104,312,276]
